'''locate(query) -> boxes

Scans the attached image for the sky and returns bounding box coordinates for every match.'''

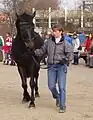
[61,0,81,9]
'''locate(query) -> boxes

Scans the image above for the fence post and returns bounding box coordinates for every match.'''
[48,7,51,29]
[65,6,68,26]
[81,6,84,28]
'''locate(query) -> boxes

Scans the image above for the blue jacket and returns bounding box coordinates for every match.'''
[64,34,73,45]
[78,33,86,44]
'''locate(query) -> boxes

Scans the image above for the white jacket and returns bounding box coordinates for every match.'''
[72,38,80,52]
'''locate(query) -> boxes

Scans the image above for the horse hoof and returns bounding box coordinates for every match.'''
[26,96,31,101]
[35,93,40,98]
[29,102,35,108]
[22,97,30,103]
[22,98,27,103]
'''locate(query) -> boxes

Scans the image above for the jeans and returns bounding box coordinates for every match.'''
[74,52,79,64]
[48,64,67,109]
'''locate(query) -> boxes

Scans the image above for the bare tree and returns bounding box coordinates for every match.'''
[0,0,60,35]
[1,0,24,35]
[24,0,59,11]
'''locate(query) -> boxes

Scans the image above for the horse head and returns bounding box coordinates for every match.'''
[15,12,36,49]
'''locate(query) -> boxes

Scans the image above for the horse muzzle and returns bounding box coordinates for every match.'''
[24,41,34,49]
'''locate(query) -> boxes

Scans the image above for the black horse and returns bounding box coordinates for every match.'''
[11,12,44,108]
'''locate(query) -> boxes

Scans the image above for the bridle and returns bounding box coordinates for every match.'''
[19,20,48,69]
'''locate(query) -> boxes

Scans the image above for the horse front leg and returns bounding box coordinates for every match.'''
[29,75,35,108]
[35,72,40,97]
[17,66,30,103]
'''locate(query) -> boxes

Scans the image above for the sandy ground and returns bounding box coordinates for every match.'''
[0,60,93,120]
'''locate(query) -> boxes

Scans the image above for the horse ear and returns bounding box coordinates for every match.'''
[32,11,36,18]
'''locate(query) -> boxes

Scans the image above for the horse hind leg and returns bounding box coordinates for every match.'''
[18,66,30,103]
[35,72,40,98]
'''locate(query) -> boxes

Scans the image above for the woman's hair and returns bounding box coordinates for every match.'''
[52,24,64,32]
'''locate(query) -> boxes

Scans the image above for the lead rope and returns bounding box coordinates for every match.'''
[31,55,48,69]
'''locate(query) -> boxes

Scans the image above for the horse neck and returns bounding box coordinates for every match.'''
[33,32,44,49]
[16,33,21,40]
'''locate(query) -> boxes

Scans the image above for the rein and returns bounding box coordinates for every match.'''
[24,35,48,69]
[32,55,48,69]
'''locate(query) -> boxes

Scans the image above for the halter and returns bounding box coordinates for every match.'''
[17,16,47,69]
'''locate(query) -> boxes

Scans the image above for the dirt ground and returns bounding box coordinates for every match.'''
[0,60,93,120]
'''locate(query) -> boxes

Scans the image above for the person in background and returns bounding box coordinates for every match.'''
[85,34,93,53]
[5,32,12,46]
[72,33,80,65]
[64,32,73,45]
[0,36,4,61]
[85,34,93,66]
[32,24,73,113]
[3,32,12,65]
[78,32,86,44]
[0,36,4,48]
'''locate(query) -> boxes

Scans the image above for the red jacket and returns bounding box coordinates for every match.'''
[5,36,12,46]
[2,36,12,54]
[2,45,11,54]
[85,38,92,52]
